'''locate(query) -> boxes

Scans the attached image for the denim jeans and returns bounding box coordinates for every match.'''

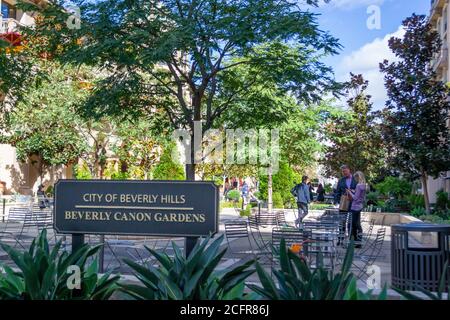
[297,202,308,222]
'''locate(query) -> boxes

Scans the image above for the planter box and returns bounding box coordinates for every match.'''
[363,212,421,226]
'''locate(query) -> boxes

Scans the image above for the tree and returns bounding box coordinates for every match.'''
[321,74,386,181]
[1,63,89,181]
[21,0,342,180]
[0,37,37,131]
[380,15,450,213]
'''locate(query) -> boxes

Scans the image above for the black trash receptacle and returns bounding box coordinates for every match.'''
[391,223,450,292]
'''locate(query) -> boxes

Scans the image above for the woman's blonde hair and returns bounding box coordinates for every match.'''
[354,171,367,185]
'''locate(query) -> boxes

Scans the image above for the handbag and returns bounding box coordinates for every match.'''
[339,194,350,211]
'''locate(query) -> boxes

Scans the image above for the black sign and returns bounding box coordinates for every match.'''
[54,180,219,237]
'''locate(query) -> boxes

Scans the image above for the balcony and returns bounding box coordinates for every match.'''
[0,17,23,46]
[430,0,447,23]
[432,45,449,75]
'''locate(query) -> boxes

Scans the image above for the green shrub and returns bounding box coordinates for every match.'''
[247,239,387,300]
[45,185,54,197]
[240,205,252,217]
[120,235,255,300]
[152,144,185,180]
[375,177,412,200]
[419,215,445,224]
[74,163,92,180]
[435,190,449,211]
[272,192,284,209]
[0,230,119,300]
[309,203,332,211]
[258,162,300,208]
[366,191,380,205]
[226,190,241,202]
[410,207,427,217]
[407,194,425,209]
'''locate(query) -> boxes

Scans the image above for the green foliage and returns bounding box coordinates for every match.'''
[410,207,427,218]
[247,239,387,300]
[380,15,450,212]
[226,190,241,202]
[435,190,450,211]
[309,203,333,211]
[375,177,412,200]
[74,163,93,180]
[112,120,168,180]
[407,194,425,210]
[419,215,450,225]
[240,205,252,217]
[120,235,255,300]
[3,63,90,173]
[21,0,342,181]
[259,162,301,208]
[152,144,185,181]
[0,230,119,300]
[321,74,386,181]
[272,192,284,209]
[366,191,380,205]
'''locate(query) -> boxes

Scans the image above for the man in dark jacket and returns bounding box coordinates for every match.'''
[335,165,358,210]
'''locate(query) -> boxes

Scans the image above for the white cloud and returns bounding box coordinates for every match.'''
[336,26,405,109]
[319,0,385,10]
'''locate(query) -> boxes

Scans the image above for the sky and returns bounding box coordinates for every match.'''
[309,0,430,109]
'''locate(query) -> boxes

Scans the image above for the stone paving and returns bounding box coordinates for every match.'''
[0,207,393,291]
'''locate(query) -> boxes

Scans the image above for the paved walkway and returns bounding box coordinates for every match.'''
[0,208,393,291]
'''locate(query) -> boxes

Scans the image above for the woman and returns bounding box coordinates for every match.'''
[316,183,325,202]
[347,171,367,248]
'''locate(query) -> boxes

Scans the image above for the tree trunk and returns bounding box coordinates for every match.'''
[186,133,195,181]
[268,165,273,213]
[421,171,431,214]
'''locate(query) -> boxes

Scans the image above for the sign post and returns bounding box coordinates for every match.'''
[54,180,219,259]
[71,233,85,253]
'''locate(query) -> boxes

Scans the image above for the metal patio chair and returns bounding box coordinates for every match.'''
[0,206,34,249]
[224,220,253,255]
[302,221,340,271]
[351,228,386,281]
[271,227,310,269]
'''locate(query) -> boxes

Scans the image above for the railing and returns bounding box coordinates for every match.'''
[0,18,21,34]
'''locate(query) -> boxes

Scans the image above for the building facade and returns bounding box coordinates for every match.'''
[0,0,70,196]
[429,0,450,203]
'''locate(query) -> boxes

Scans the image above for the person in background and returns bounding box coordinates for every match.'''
[347,171,367,248]
[316,183,325,202]
[308,182,315,202]
[36,184,49,209]
[335,165,357,244]
[241,180,249,208]
[224,178,230,198]
[291,176,311,226]
[232,178,238,190]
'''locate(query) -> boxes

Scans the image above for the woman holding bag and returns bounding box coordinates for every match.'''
[347,171,368,248]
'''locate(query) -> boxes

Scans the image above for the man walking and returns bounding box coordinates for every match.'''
[291,176,311,227]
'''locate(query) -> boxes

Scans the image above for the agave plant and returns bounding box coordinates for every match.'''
[394,261,449,300]
[0,229,119,300]
[120,234,255,300]
[248,239,387,300]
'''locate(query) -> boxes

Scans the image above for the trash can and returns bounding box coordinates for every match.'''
[391,223,450,292]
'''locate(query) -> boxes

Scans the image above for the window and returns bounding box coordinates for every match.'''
[1,2,17,20]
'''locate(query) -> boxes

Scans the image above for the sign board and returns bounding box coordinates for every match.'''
[54,180,219,237]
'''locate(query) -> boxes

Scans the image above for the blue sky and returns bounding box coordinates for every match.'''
[309,0,430,109]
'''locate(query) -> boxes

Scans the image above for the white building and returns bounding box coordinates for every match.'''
[428,0,450,203]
